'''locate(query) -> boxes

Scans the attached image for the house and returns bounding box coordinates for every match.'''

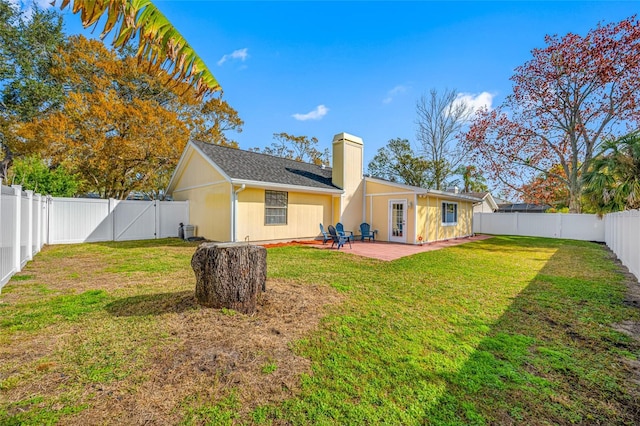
[167,133,481,244]
[463,191,499,213]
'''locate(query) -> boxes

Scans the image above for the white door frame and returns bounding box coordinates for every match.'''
[388,199,407,243]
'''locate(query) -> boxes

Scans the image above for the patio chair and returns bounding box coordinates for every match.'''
[319,223,330,244]
[336,222,354,241]
[360,222,375,242]
[328,225,351,250]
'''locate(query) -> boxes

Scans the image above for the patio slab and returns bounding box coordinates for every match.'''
[314,234,493,261]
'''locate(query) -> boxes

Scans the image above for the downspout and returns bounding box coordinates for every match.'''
[232,184,246,242]
[362,178,367,223]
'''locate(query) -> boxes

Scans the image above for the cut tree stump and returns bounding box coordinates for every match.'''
[191,242,267,314]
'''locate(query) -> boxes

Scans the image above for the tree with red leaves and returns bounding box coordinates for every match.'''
[464,16,640,212]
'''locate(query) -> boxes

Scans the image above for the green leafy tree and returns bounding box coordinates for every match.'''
[582,132,640,214]
[367,138,432,188]
[456,165,488,193]
[253,133,328,165]
[8,155,80,197]
[0,1,66,177]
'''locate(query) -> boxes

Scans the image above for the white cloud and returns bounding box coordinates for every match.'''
[292,105,329,121]
[9,0,52,19]
[453,91,494,115]
[383,85,408,104]
[217,48,249,66]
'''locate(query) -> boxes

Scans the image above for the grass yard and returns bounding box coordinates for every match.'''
[0,236,639,425]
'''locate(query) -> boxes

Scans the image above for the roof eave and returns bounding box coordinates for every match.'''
[231,179,343,195]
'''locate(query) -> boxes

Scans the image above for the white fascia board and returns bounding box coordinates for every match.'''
[231,179,343,195]
[425,189,483,202]
[485,193,499,211]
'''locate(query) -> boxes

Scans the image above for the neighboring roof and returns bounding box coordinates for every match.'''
[365,176,483,202]
[497,203,550,213]
[462,191,499,211]
[171,141,343,193]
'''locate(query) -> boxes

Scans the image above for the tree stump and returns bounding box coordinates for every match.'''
[191,242,267,315]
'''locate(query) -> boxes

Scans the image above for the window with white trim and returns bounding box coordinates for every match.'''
[441,202,457,225]
[265,190,288,225]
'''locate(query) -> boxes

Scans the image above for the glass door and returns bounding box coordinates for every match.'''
[389,200,407,243]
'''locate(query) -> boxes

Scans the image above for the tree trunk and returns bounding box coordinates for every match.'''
[191,242,266,315]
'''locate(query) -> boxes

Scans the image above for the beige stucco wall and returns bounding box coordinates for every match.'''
[236,188,333,242]
[170,147,232,242]
[419,196,474,242]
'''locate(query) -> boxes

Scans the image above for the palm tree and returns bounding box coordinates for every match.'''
[54,0,220,97]
[582,131,640,214]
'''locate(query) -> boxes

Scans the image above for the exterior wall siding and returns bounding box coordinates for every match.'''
[170,148,231,241]
[173,184,231,242]
[237,188,333,242]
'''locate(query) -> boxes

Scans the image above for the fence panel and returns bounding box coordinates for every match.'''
[48,198,112,244]
[605,210,640,280]
[474,212,605,242]
[0,185,16,288]
[158,201,190,238]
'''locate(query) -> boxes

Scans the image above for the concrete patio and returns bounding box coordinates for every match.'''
[313,234,493,261]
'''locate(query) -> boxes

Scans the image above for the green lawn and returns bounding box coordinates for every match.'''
[0,236,638,425]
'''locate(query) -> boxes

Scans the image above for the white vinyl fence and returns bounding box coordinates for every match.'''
[604,210,640,280]
[473,212,606,242]
[1,182,189,290]
[474,211,640,281]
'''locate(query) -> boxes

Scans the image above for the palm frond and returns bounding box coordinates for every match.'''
[54,0,220,97]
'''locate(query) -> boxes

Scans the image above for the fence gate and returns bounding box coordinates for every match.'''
[113,200,157,241]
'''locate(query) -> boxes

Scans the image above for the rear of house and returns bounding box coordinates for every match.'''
[167,132,480,244]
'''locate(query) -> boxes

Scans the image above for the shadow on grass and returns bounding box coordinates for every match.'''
[92,238,204,250]
[106,290,197,317]
[423,242,640,424]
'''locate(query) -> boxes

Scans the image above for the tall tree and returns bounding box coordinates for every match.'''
[520,164,569,208]
[19,36,242,198]
[253,133,328,165]
[416,88,472,190]
[53,0,220,97]
[582,131,640,214]
[0,1,66,178]
[464,16,640,212]
[367,138,432,188]
[457,165,488,193]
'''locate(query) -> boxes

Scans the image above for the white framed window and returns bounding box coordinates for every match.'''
[441,202,458,225]
[265,190,288,225]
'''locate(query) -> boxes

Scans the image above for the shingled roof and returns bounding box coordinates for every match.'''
[192,141,341,192]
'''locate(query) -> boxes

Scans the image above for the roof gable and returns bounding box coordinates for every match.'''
[191,141,341,192]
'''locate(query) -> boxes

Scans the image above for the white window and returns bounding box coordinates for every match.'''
[265,190,287,225]
[441,202,457,225]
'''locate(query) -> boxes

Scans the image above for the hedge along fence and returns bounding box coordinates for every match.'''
[0,182,189,291]
[474,211,640,281]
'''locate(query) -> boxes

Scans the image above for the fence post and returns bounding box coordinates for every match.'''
[34,193,41,252]
[109,198,117,241]
[11,185,22,273]
[155,201,160,239]
[25,190,33,261]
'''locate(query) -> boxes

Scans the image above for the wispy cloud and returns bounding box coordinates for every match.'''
[453,91,494,115]
[292,105,329,121]
[383,85,408,104]
[10,0,52,19]
[217,48,249,66]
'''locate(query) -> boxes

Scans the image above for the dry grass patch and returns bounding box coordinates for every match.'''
[0,240,343,425]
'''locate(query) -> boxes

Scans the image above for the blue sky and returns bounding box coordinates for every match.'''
[18,1,640,174]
